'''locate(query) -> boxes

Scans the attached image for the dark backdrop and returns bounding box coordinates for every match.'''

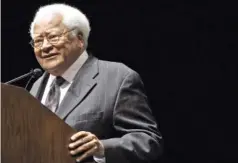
[2,0,238,163]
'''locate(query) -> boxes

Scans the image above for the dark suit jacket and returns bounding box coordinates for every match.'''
[30,54,163,163]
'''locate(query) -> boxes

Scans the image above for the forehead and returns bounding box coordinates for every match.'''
[33,13,65,37]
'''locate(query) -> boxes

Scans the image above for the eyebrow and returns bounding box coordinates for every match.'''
[34,28,61,35]
[33,30,61,38]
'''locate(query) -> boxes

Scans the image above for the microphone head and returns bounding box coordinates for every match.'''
[33,68,43,78]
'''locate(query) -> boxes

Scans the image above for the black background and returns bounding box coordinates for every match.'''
[2,0,238,162]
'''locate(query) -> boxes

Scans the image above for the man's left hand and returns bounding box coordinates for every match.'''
[69,131,105,162]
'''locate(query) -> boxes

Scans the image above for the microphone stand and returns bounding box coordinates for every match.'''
[5,69,35,84]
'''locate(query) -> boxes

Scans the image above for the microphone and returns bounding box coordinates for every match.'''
[5,68,43,84]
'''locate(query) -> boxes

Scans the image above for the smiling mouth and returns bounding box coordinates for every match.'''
[42,53,59,59]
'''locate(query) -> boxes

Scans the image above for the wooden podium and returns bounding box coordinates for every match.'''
[1,83,77,163]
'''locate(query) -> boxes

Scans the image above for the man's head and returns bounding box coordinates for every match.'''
[29,3,91,76]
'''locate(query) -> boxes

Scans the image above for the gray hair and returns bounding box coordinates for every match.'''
[29,3,91,48]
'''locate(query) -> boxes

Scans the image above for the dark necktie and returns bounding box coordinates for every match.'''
[45,76,65,112]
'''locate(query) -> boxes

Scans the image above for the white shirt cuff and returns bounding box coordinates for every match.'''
[93,155,106,163]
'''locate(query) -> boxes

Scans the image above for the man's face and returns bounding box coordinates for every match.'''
[32,14,84,76]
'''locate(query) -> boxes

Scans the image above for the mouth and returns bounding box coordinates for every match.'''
[42,53,59,59]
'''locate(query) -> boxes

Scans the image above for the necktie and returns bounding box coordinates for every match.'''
[45,76,65,112]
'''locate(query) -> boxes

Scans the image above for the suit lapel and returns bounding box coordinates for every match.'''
[30,72,49,100]
[56,55,99,120]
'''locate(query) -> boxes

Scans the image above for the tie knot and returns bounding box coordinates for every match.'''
[55,76,65,86]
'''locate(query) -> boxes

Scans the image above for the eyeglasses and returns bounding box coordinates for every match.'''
[30,28,76,49]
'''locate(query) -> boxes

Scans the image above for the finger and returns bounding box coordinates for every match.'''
[69,134,95,149]
[70,131,88,141]
[76,145,98,162]
[70,138,97,156]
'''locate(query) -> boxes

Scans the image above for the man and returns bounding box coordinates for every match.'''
[29,3,163,163]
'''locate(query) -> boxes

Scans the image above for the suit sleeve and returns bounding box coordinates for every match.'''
[101,70,163,163]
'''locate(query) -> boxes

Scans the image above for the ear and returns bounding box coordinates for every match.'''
[77,34,84,49]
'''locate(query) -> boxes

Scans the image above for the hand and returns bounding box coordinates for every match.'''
[69,131,105,162]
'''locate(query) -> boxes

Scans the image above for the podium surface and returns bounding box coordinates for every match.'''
[1,83,77,163]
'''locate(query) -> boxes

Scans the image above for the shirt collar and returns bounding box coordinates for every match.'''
[48,50,89,84]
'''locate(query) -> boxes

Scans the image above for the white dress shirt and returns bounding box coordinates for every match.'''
[41,51,88,106]
[41,50,106,163]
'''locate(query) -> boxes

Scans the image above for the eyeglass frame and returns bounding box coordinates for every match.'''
[29,28,77,49]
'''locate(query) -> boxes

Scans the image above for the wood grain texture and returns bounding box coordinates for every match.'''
[1,83,80,163]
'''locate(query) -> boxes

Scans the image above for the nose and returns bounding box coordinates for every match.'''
[41,38,53,52]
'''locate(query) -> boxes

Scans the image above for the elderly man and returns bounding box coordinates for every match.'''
[29,3,163,163]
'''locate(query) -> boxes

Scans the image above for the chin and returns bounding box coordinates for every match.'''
[42,59,61,69]
[44,64,65,76]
